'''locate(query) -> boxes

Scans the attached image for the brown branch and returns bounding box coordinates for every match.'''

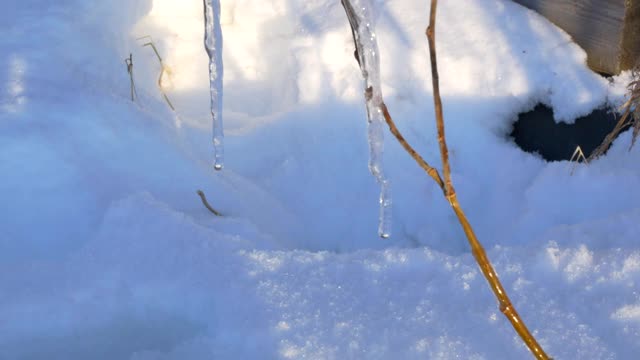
[341,2,549,356]
[590,65,640,160]
[379,101,445,193]
[362,87,445,192]
[588,102,632,161]
[340,0,445,192]
[426,1,549,359]
[196,190,222,216]
[426,0,454,197]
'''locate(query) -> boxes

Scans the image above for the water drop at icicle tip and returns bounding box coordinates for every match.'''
[214,163,223,170]
[380,232,390,239]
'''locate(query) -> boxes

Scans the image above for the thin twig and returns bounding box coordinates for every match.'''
[343,0,444,194]
[588,103,632,161]
[589,66,640,161]
[628,71,640,150]
[137,36,176,111]
[633,112,640,149]
[569,146,588,175]
[197,190,222,216]
[426,0,453,197]
[124,53,138,102]
[425,2,549,359]
[137,36,164,62]
[376,93,445,193]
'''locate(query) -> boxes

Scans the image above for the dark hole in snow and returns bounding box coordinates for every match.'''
[510,104,628,161]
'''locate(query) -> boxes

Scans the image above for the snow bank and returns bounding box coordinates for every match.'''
[2,193,639,358]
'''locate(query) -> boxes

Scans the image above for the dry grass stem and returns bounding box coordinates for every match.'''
[425,2,549,358]
[196,190,222,216]
[627,73,640,149]
[569,146,588,164]
[365,88,446,192]
[569,146,588,175]
[137,36,176,111]
[588,102,632,161]
[426,0,453,197]
[589,67,640,161]
[124,53,138,102]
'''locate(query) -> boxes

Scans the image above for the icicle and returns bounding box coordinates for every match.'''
[343,0,392,238]
[203,0,224,170]
[379,179,392,238]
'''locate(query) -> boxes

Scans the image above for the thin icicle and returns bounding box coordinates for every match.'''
[203,0,224,170]
[343,0,392,238]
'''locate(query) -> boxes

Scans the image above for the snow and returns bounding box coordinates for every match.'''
[1,0,640,359]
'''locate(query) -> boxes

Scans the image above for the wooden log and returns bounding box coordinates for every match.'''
[512,0,640,74]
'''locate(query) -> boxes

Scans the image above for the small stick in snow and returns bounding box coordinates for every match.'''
[124,53,138,102]
[197,190,222,216]
[425,2,549,359]
[367,87,445,192]
[137,35,176,111]
[569,146,588,175]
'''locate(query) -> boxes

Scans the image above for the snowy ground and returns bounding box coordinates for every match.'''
[2,0,640,359]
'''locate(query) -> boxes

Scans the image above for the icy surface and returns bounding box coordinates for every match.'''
[203,0,224,170]
[2,0,640,359]
[344,0,392,238]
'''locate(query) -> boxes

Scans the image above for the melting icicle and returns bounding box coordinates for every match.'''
[343,0,392,238]
[203,0,224,170]
[379,179,392,238]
